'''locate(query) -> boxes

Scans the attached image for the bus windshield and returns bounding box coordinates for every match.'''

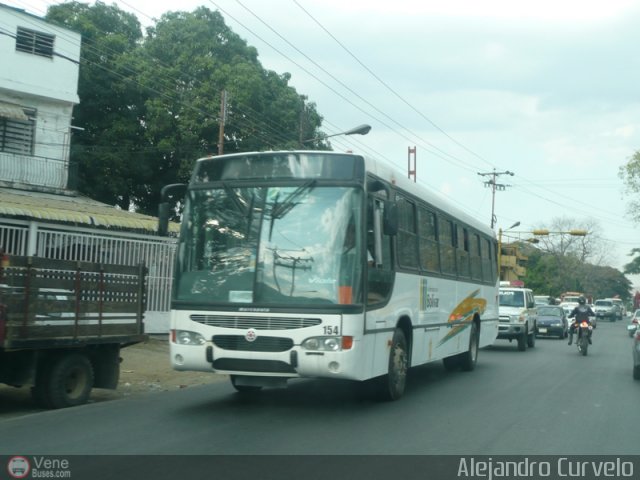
[175,185,365,306]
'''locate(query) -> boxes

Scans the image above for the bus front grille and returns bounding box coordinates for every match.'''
[213,335,293,352]
[191,314,321,330]
[212,358,297,374]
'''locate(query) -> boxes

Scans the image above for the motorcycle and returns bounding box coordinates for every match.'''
[575,321,592,356]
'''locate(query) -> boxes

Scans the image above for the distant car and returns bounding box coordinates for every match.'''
[560,302,577,319]
[628,309,640,337]
[536,305,568,339]
[534,295,553,306]
[594,298,621,322]
[612,298,627,318]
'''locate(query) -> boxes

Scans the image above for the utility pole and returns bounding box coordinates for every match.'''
[217,90,228,155]
[477,169,514,229]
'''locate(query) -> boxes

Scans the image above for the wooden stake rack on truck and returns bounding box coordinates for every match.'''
[0,251,147,408]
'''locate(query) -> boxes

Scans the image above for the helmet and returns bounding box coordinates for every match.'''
[578,296,586,305]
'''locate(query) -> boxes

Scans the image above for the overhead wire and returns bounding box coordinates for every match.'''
[7,1,639,253]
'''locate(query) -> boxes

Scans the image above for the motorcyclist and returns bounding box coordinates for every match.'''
[567,296,595,345]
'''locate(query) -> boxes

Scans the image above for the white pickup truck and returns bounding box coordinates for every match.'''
[497,286,537,351]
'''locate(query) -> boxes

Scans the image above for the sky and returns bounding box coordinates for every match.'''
[7,0,640,288]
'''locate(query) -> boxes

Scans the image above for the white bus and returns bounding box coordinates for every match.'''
[159,151,499,400]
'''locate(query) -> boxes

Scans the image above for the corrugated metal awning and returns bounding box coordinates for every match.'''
[0,101,28,121]
[0,189,180,233]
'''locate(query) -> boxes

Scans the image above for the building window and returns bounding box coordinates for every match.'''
[0,107,35,155]
[16,27,55,58]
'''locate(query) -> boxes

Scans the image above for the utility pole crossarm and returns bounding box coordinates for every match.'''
[477,169,515,229]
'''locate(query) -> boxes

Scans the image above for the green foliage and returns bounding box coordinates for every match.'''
[523,244,632,302]
[46,3,324,215]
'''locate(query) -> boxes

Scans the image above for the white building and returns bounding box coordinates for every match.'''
[0,4,176,333]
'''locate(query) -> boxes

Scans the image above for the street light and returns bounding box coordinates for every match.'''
[303,124,372,145]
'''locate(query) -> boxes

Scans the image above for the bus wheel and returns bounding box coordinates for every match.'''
[460,322,479,372]
[378,328,408,401]
[442,355,460,371]
[230,375,263,393]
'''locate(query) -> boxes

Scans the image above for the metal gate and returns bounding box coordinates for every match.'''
[0,218,176,332]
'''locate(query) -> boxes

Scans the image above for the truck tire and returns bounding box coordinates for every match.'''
[527,327,536,348]
[517,329,527,351]
[46,353,95,409]
[31,362,54,409]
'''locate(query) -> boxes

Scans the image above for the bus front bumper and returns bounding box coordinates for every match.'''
[170,342,362,381]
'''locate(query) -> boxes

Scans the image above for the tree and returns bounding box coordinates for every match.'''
[46,1,146,211]
[532,216,612,265]
[524,241,631,302]
[619,151,640,224]
[46,4,325,215]
[619,151,640,274]
[127,7,325,214]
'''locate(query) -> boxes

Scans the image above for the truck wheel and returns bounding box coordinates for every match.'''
[376,328,408,401]
[459,322,479,371]
[47,354,95,409]
[517,330,527,351]
[31,362,54,409]
[527,328,536,348]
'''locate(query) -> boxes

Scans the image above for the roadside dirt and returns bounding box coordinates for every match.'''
[93,335,226,401]
[0,336,226,416]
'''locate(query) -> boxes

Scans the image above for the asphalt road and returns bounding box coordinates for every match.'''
[1,319,637,456]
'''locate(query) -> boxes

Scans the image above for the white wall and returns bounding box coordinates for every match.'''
[0,4,80,104]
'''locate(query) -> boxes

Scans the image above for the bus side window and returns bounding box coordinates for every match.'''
[367,197,394,305]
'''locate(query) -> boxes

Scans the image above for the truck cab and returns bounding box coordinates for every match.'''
[497,285,537,351]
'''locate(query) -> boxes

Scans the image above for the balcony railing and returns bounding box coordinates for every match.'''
[0,152,68,190]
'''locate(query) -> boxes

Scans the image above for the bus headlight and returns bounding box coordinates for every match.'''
[301,336,353,351]
[172,330,206,346]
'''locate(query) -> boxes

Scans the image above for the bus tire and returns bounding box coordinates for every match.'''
[377,328,408,401]
[442,355,460,371]
[460,322,479,372]
[46,353,94,409]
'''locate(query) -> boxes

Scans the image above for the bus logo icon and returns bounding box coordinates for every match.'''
[7,456,30,479]
[245,328,257,342]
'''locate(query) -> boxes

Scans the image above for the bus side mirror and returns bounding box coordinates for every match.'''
[157,183,186,236]
[383,201,398,236]
[158,202,170,236]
